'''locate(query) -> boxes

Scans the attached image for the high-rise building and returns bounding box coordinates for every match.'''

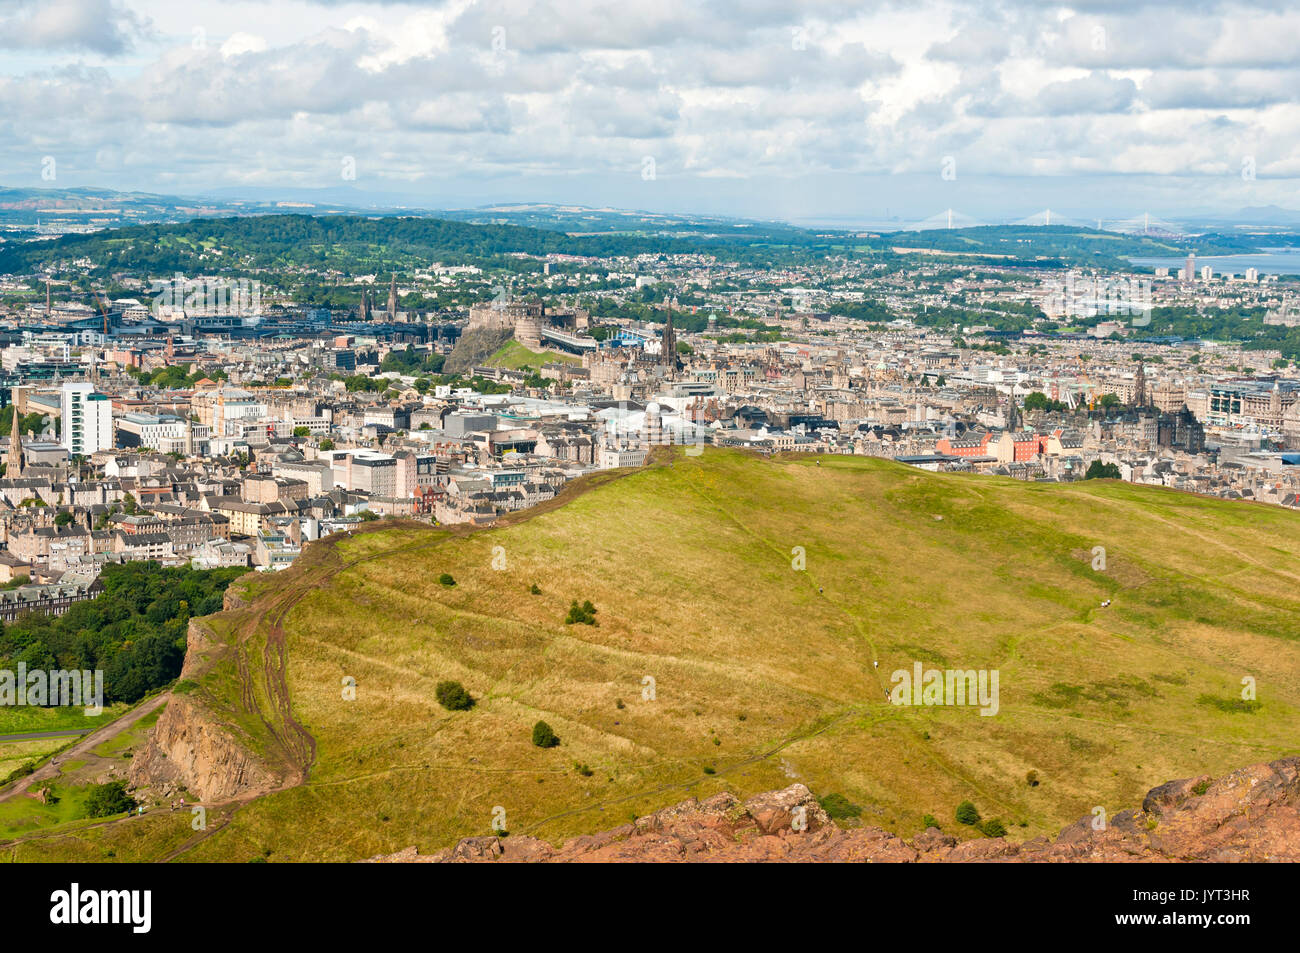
[1183,252,1196,281]
[1200,265,1213,282]
[60,382,113,456]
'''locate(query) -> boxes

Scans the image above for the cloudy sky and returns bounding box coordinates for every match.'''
[1,0,1298,224]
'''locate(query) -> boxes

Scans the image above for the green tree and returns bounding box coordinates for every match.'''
[956,801,981,826]
[435,681,474,711]
[1085,460,1121,480]
[85,781,137,817]
[531,721,559,748]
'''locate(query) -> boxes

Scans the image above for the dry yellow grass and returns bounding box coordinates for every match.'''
[9,449,1300,861]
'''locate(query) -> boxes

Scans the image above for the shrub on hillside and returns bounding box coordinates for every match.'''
[531,721,559,748]
[980,818,1008,838]
[436,681,474,711]
[817,792,862,820]
[439,573,456,587]
[955,801,981,826]
[565,600,598,625]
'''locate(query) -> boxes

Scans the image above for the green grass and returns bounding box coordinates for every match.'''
[7,449,1300,861]
[0,704,128,737]
[485,339,580,370]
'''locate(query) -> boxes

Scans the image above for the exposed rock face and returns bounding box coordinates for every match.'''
[127,693,279,803]
[128,618,280,803]
[364,759,1300,863]
[444,324,512,374]
[222,585,253,612]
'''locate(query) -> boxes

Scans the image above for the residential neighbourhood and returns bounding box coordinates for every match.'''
[3,250,1300,603]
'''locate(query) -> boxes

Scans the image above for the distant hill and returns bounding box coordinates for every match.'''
[0,207,1247,279]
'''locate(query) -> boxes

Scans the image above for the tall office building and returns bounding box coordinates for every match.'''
[60,382,113,456]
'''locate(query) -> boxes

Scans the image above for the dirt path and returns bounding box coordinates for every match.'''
[0,693,169,804]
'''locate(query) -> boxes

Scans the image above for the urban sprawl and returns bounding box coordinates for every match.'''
[3,243,1299,621]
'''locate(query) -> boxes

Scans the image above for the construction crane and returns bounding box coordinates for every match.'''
[91,288,112,336]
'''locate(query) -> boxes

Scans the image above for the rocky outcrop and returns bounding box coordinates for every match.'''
[127,693,280,803]
[222,585,253,611]
[365,758,1300,863]
[128,617,281,803]
[444,324,512,374]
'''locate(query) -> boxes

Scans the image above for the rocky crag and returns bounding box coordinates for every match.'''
[127,616,282,803]
[366,757,1300,862]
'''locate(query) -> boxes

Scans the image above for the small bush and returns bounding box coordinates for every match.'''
[436,680,474,711]
[565,600,598,625]
[529,583,541,595]
[615,698,625,710]
[531,721,559,748]
[439,573,456,587]
[702,766,716,775]
[955,801,981,826]
[817,793,862,820]
[1025,770,1040,787]
[921,813,940,830]
[979,818,1007,838]
[574,762,594,777]
[1192,779,1211,795]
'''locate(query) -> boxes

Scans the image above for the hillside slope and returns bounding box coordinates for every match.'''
[9,449,1299,862]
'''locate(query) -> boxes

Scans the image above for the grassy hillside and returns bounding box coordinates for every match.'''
[6,449,1299,861]
[486,340,581,370]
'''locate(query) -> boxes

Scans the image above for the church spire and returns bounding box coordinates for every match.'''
[5,404,23,478]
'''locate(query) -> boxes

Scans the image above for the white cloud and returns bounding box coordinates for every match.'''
[0,0,1296,217]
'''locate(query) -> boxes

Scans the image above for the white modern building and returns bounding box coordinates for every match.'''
[60,382,113,456]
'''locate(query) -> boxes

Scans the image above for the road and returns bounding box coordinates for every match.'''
[0,729,89,743]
